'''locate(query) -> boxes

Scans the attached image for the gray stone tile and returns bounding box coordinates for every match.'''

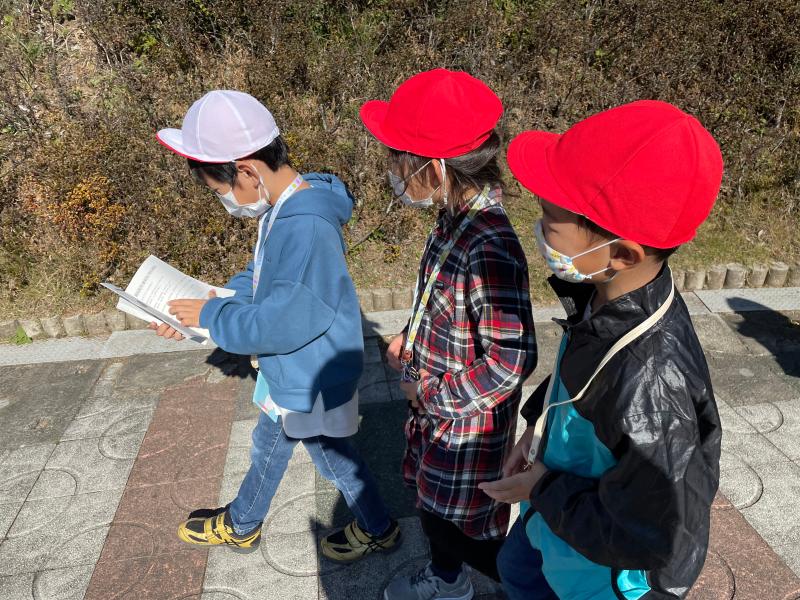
[681,292,712,316]
[774,543,800,578]
[359,362,392,405]
[718,450,764,510]
[707,356,799,407]
[0,489,118,575]
[695,288,800,313]
[202,529,319,600]
[364,337,383,365]
[719,310,800,356]
[720,428,789,467]
[27,437,138,499]
[102,329,212,357]
[32,565,95,600]
[738,460,800,549]
[716,401,758,435]
[363,309,410,339]
[233,374,261,421]
[227,418,259,448]
[764,399,800,461]
[690,314,752,356]
[0,338,107,367]
[112,350,214,391]
[734,403,785,434]
[0,361,106,452]
[0,443,55,504]
[62,401,155,443]
[0,573,32,599]
[0,501,22,540]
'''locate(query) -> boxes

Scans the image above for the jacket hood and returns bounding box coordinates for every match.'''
[274,172,354,228]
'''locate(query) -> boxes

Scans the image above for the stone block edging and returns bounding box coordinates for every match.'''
[2,261,799,342]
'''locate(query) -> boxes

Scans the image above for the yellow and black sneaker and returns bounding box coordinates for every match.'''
[320,519,402,562]
[177,505,261,554]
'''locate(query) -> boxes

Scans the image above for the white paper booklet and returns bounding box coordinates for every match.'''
[102,255,235,344]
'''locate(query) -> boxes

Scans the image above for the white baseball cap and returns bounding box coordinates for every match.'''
[156,90,280,163]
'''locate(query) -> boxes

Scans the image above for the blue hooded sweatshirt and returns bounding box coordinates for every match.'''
[199,173,364,413]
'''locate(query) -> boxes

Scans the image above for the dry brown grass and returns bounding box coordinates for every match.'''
[0,0,798,317]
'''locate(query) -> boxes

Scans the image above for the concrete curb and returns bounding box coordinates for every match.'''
[3,261,799,343]
[2,288,799,366]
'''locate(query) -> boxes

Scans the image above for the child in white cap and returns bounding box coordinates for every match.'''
[155,90,400,560]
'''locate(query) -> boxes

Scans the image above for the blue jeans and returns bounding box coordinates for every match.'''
[228,411,392,536]
[497,517,558,600]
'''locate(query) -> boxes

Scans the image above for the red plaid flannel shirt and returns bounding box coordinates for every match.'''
[402,189,537,540]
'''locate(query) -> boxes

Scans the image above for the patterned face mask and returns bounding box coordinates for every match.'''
[534,220,619,283]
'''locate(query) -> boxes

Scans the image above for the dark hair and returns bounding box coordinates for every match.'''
[187,135,291,186]
[388,131,503,206]
[577,215,679,262]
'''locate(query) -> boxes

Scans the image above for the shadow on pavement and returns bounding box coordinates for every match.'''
[724,298,800,379]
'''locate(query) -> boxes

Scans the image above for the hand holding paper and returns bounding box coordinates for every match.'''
[102,255,234,344]
[168,290,217,328]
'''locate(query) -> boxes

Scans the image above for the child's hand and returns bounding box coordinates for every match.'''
[503,426,535,477]
[149,321,185,341]
[168,290,216,328]
[386,334,405,371]
[478,460,549,504]
[400,368,432,414]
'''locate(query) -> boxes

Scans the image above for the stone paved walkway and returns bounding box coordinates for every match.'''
[1,291,799,599]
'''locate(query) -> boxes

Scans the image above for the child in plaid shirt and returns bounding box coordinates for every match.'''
[360,69,537,600]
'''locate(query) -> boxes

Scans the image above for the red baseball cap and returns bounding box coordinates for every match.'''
[360,69,503,158]
[508,100,724,248]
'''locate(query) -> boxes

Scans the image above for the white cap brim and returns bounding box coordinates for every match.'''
[156,128,229,163]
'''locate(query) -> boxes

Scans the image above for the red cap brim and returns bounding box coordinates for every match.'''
[507,131,585,216]
[359,100,407,152]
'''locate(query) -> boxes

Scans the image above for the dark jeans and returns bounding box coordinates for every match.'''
[229,411,391,536]
[496,517,558,600]
[419,509,504,582]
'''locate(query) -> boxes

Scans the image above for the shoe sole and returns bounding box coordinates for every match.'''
[321,530,404,563]
[177,535,261,554]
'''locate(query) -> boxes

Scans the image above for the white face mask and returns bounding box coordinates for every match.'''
[216,174,271,218]
[387,159,447,208]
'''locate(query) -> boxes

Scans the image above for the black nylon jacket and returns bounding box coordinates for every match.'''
[521,266,722,599]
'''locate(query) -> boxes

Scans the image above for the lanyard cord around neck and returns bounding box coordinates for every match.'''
[527,275,676,465]
[252,174,304,295]
[401,185,491,373]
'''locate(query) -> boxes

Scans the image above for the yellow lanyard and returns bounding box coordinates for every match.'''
[401,186,491,382]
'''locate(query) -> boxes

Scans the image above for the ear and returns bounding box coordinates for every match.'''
[429,159,445,186]
[235,161,261,188]
[608,240,645,270]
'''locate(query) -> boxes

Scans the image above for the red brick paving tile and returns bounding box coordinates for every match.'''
[688,494,800,599]
[125,381,235,489]
[86,378,239,600]
[84,550,207,600]
[100,476,220,562]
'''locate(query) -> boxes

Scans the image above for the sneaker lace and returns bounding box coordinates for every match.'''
[409,568,440,599]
